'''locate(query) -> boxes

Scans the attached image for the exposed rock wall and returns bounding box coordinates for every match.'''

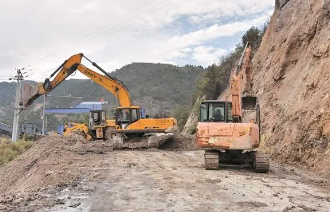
[182,96,203,135]
[251,0,330,176]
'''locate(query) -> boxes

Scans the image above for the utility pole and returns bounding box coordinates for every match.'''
[11,69,24,142]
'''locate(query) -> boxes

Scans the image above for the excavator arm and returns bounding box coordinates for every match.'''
[21,53,131,108]
[76,63,131,107]
[230,43,255,122]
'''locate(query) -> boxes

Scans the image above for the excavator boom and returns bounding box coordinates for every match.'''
[21,53,131,108]
[230,43,254,121]
[77,63,131,107]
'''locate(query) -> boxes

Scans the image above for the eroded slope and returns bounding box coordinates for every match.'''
[252,0,330,176]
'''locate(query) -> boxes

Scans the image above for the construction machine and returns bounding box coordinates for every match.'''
[21,53,177,147]
[63,122,92,141]
[196,43,270,173]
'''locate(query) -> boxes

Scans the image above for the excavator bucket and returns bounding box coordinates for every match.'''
[20,83,40,109]
[242,96,257,110]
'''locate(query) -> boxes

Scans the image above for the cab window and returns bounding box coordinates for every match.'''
[200,103,208,121]
[209,103,225,122]
[118,109,130,122]
[131,109,139,122]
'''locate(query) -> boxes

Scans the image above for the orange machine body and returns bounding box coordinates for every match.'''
[196,122,259,150]
[196,44,259,151]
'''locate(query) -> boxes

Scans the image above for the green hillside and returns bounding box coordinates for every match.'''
[0,63,205,131]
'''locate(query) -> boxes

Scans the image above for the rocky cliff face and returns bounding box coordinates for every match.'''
[251,0,330,176]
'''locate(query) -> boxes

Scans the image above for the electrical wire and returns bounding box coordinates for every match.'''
[88,1,173,48]
[71,0,171,49]
[27,0,174,77]
[30,0,168,66]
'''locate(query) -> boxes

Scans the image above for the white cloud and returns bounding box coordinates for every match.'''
[167,15,269,48]
[193,46,227,66]
[0,0,274,81]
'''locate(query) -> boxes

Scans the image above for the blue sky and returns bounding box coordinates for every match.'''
[0,0,274,81]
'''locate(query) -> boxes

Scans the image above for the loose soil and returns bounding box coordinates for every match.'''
[0,136,329,212]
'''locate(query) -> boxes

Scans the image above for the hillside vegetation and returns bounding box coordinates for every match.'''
[0,63,205,132]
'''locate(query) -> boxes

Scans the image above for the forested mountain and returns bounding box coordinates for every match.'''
[0,63,205,131]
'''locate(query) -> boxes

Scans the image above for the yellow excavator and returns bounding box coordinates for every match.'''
[21,53,177,147]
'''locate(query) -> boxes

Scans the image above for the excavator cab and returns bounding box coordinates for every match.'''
[115,106,140,129]
[199,100,233,123]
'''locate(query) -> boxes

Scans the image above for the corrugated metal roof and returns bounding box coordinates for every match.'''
[44,102,106,114]
[74,102,103,110]
[45,108,90,114]
[0,122,12,133]
[80,102,102,105]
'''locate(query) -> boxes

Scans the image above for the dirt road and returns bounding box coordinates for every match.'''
[0,136,329,212]
[32,150,330,212]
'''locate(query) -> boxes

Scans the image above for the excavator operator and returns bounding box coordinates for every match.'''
[213,109,223,121]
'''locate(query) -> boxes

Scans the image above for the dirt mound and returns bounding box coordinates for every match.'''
[250,0,330,176]
[0,132,197,211]
[0,134,195,193]
[158,134,197,150]
[0,135,112,211]
[110,133,197,151]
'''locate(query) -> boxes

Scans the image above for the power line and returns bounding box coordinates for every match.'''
[26,1,174,77]
[87,1,173,49]
[63,0,161,45]
[30,0,166,66]
[71,0,171,49]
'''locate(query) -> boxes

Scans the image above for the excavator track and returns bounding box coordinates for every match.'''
[105,128,174,150]
[204,150,219,170]
[252,151,270,173]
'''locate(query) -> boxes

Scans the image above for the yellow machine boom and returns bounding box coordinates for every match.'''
[22,53,131,108]
[21,53,177,142]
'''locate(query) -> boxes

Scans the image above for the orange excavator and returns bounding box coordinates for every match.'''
[21,53,177,148]
[196,43,269,173]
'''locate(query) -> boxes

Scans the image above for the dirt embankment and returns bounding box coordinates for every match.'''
[250,0,330,176]
[0,133,196,211]
[0,135,110,211]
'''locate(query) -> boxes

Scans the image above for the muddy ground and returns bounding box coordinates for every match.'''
[0,136,329,212]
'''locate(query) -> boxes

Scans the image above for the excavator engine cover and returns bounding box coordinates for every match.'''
[242,96,257,110]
